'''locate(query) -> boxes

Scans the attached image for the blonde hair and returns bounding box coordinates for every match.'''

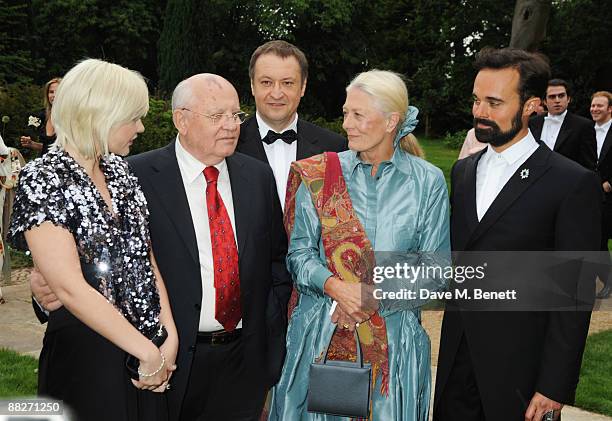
[43,77,61,118]
[52,59,149,159]
[346,69,424,158]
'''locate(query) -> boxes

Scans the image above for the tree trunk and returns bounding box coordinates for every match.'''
[509,0,551,51]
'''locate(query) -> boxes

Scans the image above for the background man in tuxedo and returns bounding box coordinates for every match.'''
[236,40,347,208]
[592,91,612,299]
[529,78,597,170]
[31,74,292,421]
[434,48,600,421]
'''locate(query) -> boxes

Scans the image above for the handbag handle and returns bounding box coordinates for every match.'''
[320,324,364,368]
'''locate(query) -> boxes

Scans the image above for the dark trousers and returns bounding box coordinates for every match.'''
[179,337,266,421]
[434,335,486,421]
[599,199,612,288]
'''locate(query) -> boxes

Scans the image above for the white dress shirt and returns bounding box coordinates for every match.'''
[476,130,540,221]
[175,137,242,331]
[595,119,612,159]
[257,112,298,210]
[541,110,567,150]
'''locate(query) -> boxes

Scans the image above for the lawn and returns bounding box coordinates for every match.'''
[419,137,459,186]
[0,348,37,397]
[574,330,612,416]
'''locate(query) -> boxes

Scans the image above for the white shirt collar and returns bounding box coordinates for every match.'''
[175,135,227,184]
[546,109,568,122]
[483,130,539,166]
[595,118,612,131]
[255,112,298,140]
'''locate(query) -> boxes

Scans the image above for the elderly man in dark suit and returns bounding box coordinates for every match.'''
[434,48,600,421]
[30,74,292,421]
[592,91,612,299]
[529,78,597,170]
[236,40,347,208]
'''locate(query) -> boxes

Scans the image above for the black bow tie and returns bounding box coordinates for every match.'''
[262,129,298,145]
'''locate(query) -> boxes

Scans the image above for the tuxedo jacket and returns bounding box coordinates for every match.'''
[434,145,601,421]
[529,112,597,171]
[236,116,347,163]
[128,142,292,420]
[596,126,612,184]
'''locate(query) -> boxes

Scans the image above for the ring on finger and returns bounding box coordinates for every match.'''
[342,323,350,330]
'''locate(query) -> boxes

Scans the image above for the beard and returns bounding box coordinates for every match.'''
[473,107,524,147]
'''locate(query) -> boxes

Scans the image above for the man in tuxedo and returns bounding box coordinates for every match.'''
[236,40,347,208]
[434,48,600,421]
[592,91,612,299]
[529,78,597,170]
[31,74,292,421]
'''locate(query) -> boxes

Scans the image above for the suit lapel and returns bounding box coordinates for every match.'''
[238,117,269,163]
[599,127,612,163]
[296,119,320,160]
[226,154,248,266]
[466,145,552,248]
[462,149,485,241]
[553,114,573,152]
[147,142,199,264]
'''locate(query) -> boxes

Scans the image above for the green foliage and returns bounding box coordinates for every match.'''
[309,116,344,136]
[129,98,175,156]
[575,330,612,416]
[0,0,42,84]
[541,0,612,118]
[0,83,45,153]
[9,247,33,270]
[442,130,468,150]
[158,0,263,100]
[0,348,37,397]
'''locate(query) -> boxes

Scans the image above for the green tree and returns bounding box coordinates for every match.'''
[0,0,40,84]
[30,0,164,84]
[158,0,263,99]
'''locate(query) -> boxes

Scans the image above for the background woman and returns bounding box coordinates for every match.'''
[9,59,178,421]
[270,70,450,420]
[20,77,61,156]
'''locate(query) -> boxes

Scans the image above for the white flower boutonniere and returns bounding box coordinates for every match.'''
[28,115,41,128]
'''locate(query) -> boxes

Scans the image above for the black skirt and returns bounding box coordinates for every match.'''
[38,308,168,421]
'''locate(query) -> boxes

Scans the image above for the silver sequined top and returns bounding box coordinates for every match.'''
[9,148,161,336]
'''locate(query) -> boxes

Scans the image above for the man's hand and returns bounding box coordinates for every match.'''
[31,268,62,311]
[525,392,562,421]
[324,277,378,324]
[603,181,611,193]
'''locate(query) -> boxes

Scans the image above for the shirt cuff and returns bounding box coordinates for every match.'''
[312,266,334,293]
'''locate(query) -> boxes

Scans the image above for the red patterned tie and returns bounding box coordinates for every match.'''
[203,166,241,331]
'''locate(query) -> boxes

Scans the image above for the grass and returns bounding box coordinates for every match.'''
[575,330,612,416]
[0,348,37,397]
[419,137,459,186]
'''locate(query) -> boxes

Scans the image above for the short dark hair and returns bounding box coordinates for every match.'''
[248,40,308,83]
[547,78,571,97]
[474,47,551,104]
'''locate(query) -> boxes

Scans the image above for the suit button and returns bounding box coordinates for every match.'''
[189,345,196,352]
[194,303,201,310]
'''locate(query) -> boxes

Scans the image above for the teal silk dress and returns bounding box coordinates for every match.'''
[269,146,451,420]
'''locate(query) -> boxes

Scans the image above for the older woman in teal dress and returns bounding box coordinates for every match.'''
[269,70,450,420]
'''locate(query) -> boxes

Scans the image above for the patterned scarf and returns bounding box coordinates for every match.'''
[284,151,390,396]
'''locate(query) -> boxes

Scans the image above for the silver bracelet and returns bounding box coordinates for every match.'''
[138,352,166,378]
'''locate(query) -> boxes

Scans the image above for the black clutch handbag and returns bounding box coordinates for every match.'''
[307,325,372,418]
[125,325,168,380]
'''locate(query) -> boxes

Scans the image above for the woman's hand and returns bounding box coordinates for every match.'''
[331,306,357,331]
[20,136,33,148]
[156,333,178,391]
[132,347,169,391]
[324,277,379,323]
